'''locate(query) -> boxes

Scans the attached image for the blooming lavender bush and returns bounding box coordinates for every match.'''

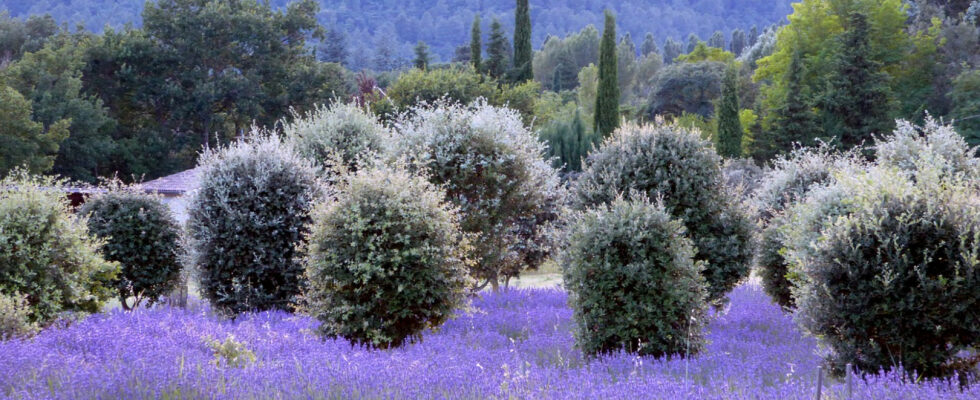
[561,197,708,358]
[2,284,979,399]
[390,100,563,291]
[80,182,183,310]
[187,134,319,315]
[574,122,754,304]
[304,164,472,349]
[0,171,118,325]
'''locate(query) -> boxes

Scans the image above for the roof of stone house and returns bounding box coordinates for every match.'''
[140,167,201,196]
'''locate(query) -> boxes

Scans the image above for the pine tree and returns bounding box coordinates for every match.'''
[708,31,725,49]
[716,63,743,158]
[730,29,746,56]
[686,33,700,53]
[641,33,659,56]
[511,0,533,82]
[752,51,819,161]
[663,38,682,64]
[821,12,892,150]
[486,19,509,79]
[413,41,431,70]
[319,28,348,64]
[594,10,620,138]
[470,15,482,72]
[552,48,577,91]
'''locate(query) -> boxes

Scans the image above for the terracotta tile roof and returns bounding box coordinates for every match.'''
[140,167,201,196]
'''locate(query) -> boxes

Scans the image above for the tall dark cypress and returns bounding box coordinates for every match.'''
[821,12,892,150]
[486,19,509,79]
[413,41,431,70]
[512,0,533,82]
[594,10,620,138]
[752,50,819,161]
[470,15,482,72]
[716,63,743,158]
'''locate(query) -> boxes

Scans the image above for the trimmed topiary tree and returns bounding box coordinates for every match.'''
[0,171,118,325]
[390,100,563,291]
[574,121,754,304]
[79,183,183,310]
[304,164,471,349]
[283,101,389,177]
[794,163,980,379]
[750,146,853,309]
[187,134,319,314]
[561,197,708,357]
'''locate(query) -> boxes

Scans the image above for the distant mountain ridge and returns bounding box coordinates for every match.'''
[2,0,795,63]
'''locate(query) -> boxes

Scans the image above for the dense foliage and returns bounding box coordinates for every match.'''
[561,198,708,358]
[0,172,118,325]
[282,101,389,176]
[79,184,183,310]
[390,101,562,290]
[3,1,796,66]
[0,292,36,340]
[778,119,980,378]
[794,164,980,378]
[187,135,319,314]
[304,165,471,349]
[574,122,754,304]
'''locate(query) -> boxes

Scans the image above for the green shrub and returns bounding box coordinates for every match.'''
[874,117,980,180]
[561,197,708,358]
[1,292,38,340]
[750,146,853,309]
[794,164,980,378]
[390,101,563,291]
[187,134,319,314]
[79,183,183,310]
[205,335,257,368]
[304,165,471,348]
[574,122,754,304]
[283,101,389,177]
[0,171,118,324]
[386,66,496,111]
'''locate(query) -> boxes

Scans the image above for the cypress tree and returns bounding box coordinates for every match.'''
[413,41,431,70]
[663,38,682,64]
[641,33,659,56]
[749,26,759,46]
[821,12,892,150]
[708,31,725,49]
[730,29,746,56]
[486,19,509,79]
[471,15,482,72]
[594,10,620,138]
[751,50,819,161]
[512,0,533,82]
[716,63,743,158]
[686,33,700,53]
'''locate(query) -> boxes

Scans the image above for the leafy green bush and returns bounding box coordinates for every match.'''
[750,146,853,309]
[561,197,708,358]
[390,101,563,291]
[283,101,389,176]
[304,165,471,348]
[79,183,182,310]
[187,134,319,314]
[0,171,118,324]
[874,117,980,180]
[1,292,38,340]
[794,164,980,378]
[574,122,754,304]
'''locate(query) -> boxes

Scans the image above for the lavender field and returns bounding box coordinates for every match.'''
[0,283,974,400]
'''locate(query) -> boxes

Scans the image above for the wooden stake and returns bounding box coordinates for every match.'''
[816,366,823,400]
